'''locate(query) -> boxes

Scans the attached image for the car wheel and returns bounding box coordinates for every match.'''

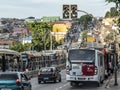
[96,82,101,87]
[54,79,57,83]
[70,82,76,87]
[38,81,41,84]
[30,86,32,90]
[59,77,61,82]
[21,87,24,90]
[100,79,104,84]
[43,81,46,83]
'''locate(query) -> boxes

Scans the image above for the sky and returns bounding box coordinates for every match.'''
[0,0,115,19]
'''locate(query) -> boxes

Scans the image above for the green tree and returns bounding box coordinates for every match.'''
[105,7,118,18]
[82,30,88,41]
[78,15,92,30]
[80,30,88,47]
[106,31,114,41]
[106,0,120,9]
[110,7,118,17]
[27,22,60,51]
[106,0,120,32]
[27,22,52,51]
[105,11,111,18]
[10,42,31,52]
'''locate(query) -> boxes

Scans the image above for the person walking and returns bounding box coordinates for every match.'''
[105,61,114,88]
[108,61,114,76]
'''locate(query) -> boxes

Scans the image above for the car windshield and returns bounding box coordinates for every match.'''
[68,49,95,61]
[0,73,18,80]
[40,67,54,72]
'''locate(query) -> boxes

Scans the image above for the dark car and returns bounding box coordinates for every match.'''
[37,67,61,83]
[0,71,32,90]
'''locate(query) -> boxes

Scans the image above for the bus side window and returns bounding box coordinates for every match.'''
[98,54,103,66]
[99,54,103,66]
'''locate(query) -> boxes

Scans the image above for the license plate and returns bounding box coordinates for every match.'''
[78,78,85,80]
[44,78,49,80]
[1,89,11,90]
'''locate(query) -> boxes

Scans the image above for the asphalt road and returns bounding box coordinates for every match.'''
[30,70,115,90]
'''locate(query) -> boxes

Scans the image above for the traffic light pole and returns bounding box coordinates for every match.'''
[77,10,97,23]
[114,53,118,86]
[77,10,93,17]
[113,27,118,86]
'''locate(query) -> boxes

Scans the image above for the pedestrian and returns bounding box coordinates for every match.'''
[108,61,113,76]
[105,61,113,88]
[105,74,113,88]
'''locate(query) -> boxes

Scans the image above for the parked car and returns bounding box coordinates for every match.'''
[0,71,32,90]
[38,67,61,84]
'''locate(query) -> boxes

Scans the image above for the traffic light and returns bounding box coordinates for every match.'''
[71,5,78,19]
[63,5,70,19]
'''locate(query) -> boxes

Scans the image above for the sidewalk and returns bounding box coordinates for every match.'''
[105,70,120,90]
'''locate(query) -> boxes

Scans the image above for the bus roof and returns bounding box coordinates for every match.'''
[0,49,19,56]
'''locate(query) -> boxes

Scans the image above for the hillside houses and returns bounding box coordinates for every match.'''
[0,18,30,49]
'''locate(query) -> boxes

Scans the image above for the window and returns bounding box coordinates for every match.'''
[68,49,95,61]
[0,73,18,80]
[98,53,104,66]
[40,67,55,72]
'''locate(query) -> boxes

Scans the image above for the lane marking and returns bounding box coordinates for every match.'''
[55,83,69,90]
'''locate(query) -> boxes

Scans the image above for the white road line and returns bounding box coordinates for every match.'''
[55,83,69,90]
[59,87,62,89]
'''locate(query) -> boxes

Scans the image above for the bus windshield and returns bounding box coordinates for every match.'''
[22,54,27,57]
[68,49,95,61]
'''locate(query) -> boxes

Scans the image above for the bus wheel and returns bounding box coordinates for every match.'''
[100,77,104,84]
[38,81,41,84]
[43,81,46,83]
[70,82,76,87]
[96,82,100,87]
[100,79,104,84]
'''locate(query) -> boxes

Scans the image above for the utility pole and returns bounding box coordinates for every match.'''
[43,29,46,50]
[111,41,118,86]
[50,31,52,50]
[2,55,6,72]
[114,52,118,86]
[113,41,118,86]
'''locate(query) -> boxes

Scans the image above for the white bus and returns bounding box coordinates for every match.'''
[66,48,105,87]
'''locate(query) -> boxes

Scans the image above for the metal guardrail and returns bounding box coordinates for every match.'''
[24,70,38,78]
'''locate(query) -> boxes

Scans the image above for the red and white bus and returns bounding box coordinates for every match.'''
[66,48,105,87]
